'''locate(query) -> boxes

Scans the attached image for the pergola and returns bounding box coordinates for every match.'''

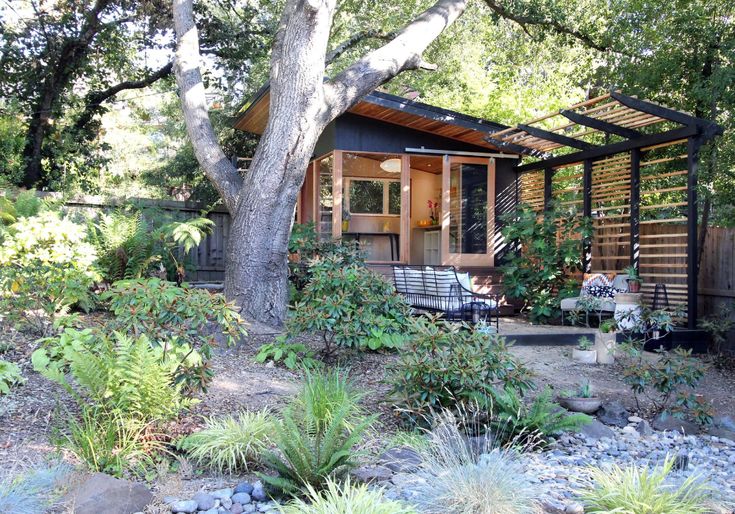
[486,91,723,328]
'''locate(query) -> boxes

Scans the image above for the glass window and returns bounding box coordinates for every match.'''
[349,180,384,214]
[388,182,401,215]
[449,162,488,254]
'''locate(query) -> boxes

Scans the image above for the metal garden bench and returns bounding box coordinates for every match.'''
[392,264,500,331]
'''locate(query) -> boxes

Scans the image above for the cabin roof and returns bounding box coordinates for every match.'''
[233,85,509,151]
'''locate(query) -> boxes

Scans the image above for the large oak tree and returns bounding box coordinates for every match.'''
[173,0,468,327]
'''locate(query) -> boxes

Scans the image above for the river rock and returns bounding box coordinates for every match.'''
[579,419,614,440]
[379,446,423,472]
[597,401,630,427]
[192,492,215,511]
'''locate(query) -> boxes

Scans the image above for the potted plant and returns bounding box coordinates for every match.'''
[572,336,597,364]
[342,209,351,232]
[596,318,618,364]
[558,382,602,413]
[622,265,642,293]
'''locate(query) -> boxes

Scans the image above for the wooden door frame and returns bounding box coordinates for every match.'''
[441,155,495,267]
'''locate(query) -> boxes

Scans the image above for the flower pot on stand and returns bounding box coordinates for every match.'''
[572,348,597,364]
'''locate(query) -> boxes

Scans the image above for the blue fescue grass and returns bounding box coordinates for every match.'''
[0,463,71,514]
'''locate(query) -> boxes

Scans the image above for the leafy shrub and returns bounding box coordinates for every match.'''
[618,307,713,424]
[0,463,70,514]
[390,317,534,423]
[580,455,715,514]
[101,278,248,392]
[255,339,318,370]
[281,477,416,514]
[500,203,591,323]
[0,211,100,334]
[89,206,214,284]
[287,255,411,356]
[699,304,735,366]
[0,359,24,394]
[259,369,374,494]
[411,411,540,514]
[179,411,273,473]
[33,331,189,422]
[488,387,591,447]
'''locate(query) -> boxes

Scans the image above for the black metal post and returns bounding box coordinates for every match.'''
[583,159,593,272]
[543,168,553,211]
[687,136,702,329]
[630,149,641,271]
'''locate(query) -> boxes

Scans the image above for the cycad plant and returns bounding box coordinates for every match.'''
[259,369,375,494]
[580,455,716,513]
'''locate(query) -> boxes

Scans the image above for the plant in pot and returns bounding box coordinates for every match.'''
[596,318,618,364]
[342,209,351,232]
[558,381,602,413]
[622,265,642,293]
[572,336,597,364]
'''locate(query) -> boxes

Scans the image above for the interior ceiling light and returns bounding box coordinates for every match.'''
[380,158,402,173]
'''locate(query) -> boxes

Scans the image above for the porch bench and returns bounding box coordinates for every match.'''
[392,265,500,331]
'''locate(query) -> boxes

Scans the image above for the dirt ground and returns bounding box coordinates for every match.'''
[2,318,735,492]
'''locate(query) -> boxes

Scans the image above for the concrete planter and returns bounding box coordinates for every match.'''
[596,331,617,364]
[558,397,603,414]
[572,348,597,364]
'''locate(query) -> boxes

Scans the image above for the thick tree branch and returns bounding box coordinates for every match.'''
[323,0,468,121]
[173,0,243,212]
[325,29,396,64]
[74,61,173,131]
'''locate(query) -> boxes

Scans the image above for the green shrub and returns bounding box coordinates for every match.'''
[0,211,100,334]
[287,255,411,356]
[500,203,592,323]
[179,411,274,473]
[618,307,713,424]
[259,369,375,494]
[33,331,189,422]
[0,463,70,514]
[488,387,591,447]
[0,359,24,395]
[89,207,214,284]
[389,317,534,423]
[255,339,318,370]
[281,477,416,514]
[411,412,540,514]
[101,278,248,392]
[580,455,715,514]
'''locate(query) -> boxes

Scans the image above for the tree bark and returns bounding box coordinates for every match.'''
[173,0,468,328]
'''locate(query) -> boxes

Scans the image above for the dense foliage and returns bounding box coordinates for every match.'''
[390,317,534,423]
[500,203,591,323]
[287,254,411,357]
[0,359,24,395]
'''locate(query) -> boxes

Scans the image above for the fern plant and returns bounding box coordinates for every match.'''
[179,411,274,473]
[259,369,375,494]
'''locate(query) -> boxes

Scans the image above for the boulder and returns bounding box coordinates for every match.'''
[64,473,153,514]
[578,419,614,440]
[635,420,654,436]
[350,465,393,483]
[193,492,216,511]
[597,401,630,428]
[232,492,252,505]
[378,446,422,473]
[652,413,699,435]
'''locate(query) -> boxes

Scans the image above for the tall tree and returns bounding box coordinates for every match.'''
[173,0,468,327]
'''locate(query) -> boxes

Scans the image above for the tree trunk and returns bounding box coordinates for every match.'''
[173,0,468,328]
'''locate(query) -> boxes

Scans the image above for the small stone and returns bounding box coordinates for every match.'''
[234,483,254,495]
[221,497,233,509]
[240,505,256,514]
[565,503,584,514]
[169,500,198,514]
[251,482,268,502]
[212,489,234,501]
[628,415,643,423]
[622,425,640,438]
[193,492,216,511]
[232,493,251,505]
[636,420,653,436]
[597,401,630,428]
[202,509,219,514]
[231,503,244,514]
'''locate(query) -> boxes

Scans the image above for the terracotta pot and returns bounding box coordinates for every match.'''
[558,396,602,414]
[572,348,597,364]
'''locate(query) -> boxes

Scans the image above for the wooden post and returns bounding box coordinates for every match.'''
[583,159,592,272]
[332,150,343,239]
[630,149,640,271]
[687,136,702,329]
[400,154,411,263]
[543,167,553,211]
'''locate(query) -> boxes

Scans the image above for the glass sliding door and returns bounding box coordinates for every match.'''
[441,156,495,266]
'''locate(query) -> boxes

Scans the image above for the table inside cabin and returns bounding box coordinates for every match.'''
[342,232,400,261]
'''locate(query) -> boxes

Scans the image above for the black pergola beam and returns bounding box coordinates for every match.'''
[630,149,641,271]
[560,109,642,139]
[687,136,702,329]
[485,136,550,159]
[516,125,699,173]
[543,168,553,211]
[582,160,593,273]
[518,124,597,150]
